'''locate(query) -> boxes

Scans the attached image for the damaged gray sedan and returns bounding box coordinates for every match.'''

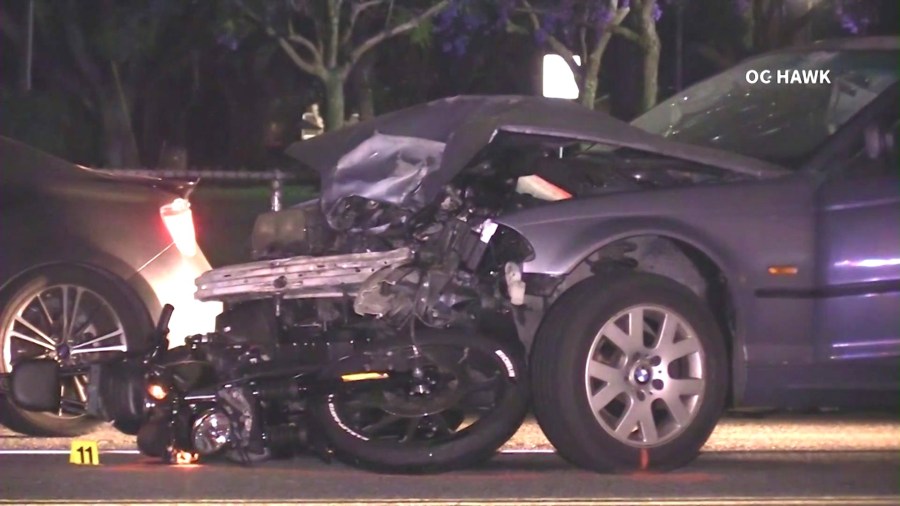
[4,38,897,474]
[273,39,895,473]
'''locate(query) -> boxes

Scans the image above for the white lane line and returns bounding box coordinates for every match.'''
[0,496,896,506]
[0,449,140,455]
[0,449,556,456]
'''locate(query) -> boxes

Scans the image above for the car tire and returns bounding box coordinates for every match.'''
[0,265,153,437]
[313,329,530,473]
[531,271,727,473]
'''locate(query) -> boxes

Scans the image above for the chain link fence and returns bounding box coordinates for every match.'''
[98,168,309,212]
[97,168,317,265]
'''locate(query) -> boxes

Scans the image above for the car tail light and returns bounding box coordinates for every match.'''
[160,198,198,257]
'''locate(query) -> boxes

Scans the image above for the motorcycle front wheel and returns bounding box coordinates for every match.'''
[313,329,529,474]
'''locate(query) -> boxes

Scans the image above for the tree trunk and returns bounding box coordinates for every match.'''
[98,91,139,167]
[578,33,613,110]
[637,2,661,113]
[579,73,598,110]
[323,70,346,131]
[531,50,544,97]
[638,20,660,113]
[351,54,376,121]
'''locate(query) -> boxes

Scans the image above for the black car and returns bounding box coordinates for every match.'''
[0,136,221,436]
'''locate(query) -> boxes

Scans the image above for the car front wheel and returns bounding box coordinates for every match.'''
[531,272,727,472]
[0,265,152,436]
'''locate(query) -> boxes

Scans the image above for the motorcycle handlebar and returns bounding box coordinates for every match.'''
[157,304,174,334]
[144,304,175,364]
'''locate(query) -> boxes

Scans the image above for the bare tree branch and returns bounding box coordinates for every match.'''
[310,4,327,56]
[582,3,628,94]
[341,0,386,48]
[591,6,629,56]
[347,0,448,75]
[278,37,325,77]
[237,0,324,76]
[286,32,324,64]
[608,23,641,44]
[578,8,588,63]
[326,0,340,68]
[520,0,583,85]
[286,16,322,59]
[613,0,653,50]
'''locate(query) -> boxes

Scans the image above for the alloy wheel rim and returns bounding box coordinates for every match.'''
[2,284,128,418]
[583,304,705,448]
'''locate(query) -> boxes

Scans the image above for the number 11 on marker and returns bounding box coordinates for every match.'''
[69,441,99,465]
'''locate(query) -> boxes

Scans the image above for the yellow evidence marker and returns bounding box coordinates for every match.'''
[69,440,100,465]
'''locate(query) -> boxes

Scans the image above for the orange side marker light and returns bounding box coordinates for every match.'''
[767,265,798,276]
[147,383,168,401]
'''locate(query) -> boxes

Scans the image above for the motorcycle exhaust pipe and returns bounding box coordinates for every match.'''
[265,423,309,457]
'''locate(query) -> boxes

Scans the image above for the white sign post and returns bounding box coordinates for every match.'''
[542,54,581,99]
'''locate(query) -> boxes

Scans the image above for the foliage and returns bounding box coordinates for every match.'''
[433,1,668,112]
[733,0,877,37]
[0,90,98,162]
[220,0,450,130]
[0,0,219,166]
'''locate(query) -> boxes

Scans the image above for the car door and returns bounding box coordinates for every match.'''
[813,96,900,394]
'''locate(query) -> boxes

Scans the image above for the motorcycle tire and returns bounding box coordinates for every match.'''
[312,329,529,474]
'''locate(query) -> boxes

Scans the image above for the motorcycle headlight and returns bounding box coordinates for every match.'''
[191,408,233,456]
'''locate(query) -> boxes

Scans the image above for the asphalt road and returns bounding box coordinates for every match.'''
[1,413,898,505]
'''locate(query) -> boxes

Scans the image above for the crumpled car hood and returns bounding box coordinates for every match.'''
[286,95,786,220]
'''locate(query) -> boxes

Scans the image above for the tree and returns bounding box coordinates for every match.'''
[696,0,878,71]
[436,1,670,112]
[0,0,214,166]
[612,0,662,112]
[229,0,450,131]
[511,0,631,110]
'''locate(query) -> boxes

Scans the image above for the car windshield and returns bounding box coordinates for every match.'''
[630,49,899,167]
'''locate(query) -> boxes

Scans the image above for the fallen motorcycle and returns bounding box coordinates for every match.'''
[0,175,533,472]
[2,298,528,472]
[0,97,564,473]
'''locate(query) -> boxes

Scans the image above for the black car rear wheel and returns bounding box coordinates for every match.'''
[0,265,152,436]
[531,272,728,472]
